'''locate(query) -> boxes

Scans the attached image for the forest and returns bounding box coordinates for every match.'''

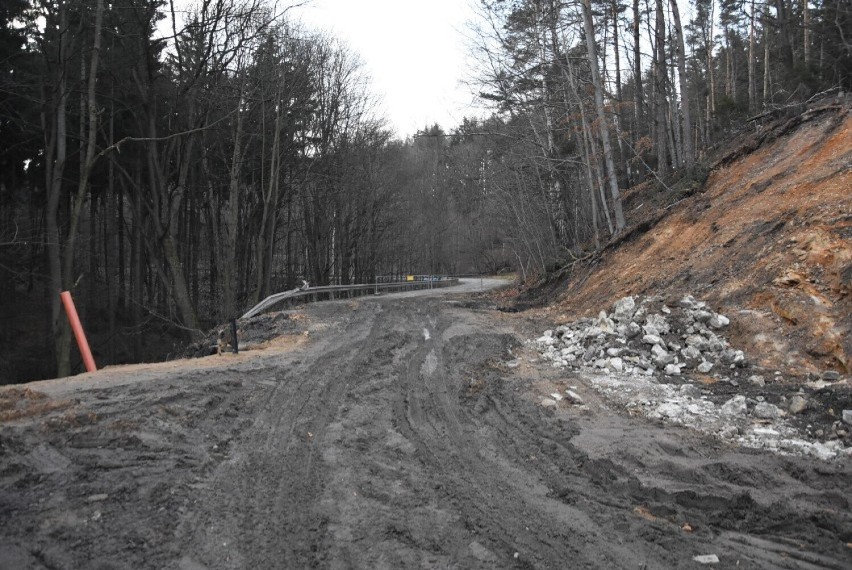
[0,0,848,381]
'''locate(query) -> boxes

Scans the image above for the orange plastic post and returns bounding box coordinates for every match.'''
[60,291,97,373]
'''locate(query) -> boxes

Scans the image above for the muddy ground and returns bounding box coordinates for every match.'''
[1,282,850,569]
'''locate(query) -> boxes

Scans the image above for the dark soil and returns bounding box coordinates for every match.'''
[1,287,849,569]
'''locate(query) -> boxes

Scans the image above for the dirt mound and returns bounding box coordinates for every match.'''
[538,97,851,378]
[181,309,307,358]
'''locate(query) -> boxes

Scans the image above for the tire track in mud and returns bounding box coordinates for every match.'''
[173,296,851,569]
[390,308,676,568]
[174,303,391,568]
[2,292,849,569]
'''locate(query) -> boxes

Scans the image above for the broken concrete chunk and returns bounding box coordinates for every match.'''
[540,398,558,408]
[642,325,661,338]
[788,395,808,415]
[564,390,584,404]
[536,335,556,346]
[612,296,636,322]
[721,395,747,416]
[753,402,781,419]
[693,309,713,323]
[642,334,662,345]
[645,313,670,335]
[651,344,674,367]
[664,364,682,376]
[685,335,707,350]
[748,375,765,387]
[625,322,642,339]
[679,295,697,308]
[693,554,719,564]
[681,346,701,361]
[707,337,728,352]
[608,357,624,373]
[696,361,714,373]
[720,349,746,366]
[842,410,852,425]
[708,314,730,329]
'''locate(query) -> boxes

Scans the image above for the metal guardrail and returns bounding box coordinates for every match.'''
[241,278,460,320]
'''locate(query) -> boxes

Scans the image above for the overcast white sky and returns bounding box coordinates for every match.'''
[291,0,482,138]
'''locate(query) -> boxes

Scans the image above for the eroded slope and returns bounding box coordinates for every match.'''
[553,100,851,376]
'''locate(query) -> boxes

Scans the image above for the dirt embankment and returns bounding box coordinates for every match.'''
[528,98,851,378]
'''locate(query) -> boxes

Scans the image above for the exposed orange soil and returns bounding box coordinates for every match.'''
[554,103,851,376]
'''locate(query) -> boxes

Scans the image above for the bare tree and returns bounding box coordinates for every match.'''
[669,0,693,167]
[581,0,625,231]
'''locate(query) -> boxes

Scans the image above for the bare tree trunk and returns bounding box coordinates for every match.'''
[653,0,668,174]
[537,2,565,242]
[763,7,771,105]
[774,0,795,70]
[565,58,613,238]
[724,25,732,97]
[130,169,142,359]
[633,0,643,139]
[45,3,70,377]
[749,0,757,112]
[611,0,627,184]
[254,70,284,304]
[223,86,246,318]
[707,0,717,118]
[581,0,625,232]
[62,0,104,296]
[582,127,601,251]
[670,0,693,167]
[803,0,810,66]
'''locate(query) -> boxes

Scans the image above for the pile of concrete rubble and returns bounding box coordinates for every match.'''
[535,295,742,377]
[532,295,852,461]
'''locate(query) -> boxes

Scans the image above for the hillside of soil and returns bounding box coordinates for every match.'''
[515,94,851,379]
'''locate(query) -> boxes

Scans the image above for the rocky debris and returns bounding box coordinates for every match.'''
[583,368,851,461]
[531,295,852,461]
[693,554,720,564]
[749,375,766,387]
[788,395,808,415]
[721,395,747,416]
[534,295,743,378]
[753,402,781,419]
[564,390,584,405]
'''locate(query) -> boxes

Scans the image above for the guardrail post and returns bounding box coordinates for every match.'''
[230,318,238,354]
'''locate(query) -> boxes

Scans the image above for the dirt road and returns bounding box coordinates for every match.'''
[1,283,850,569]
